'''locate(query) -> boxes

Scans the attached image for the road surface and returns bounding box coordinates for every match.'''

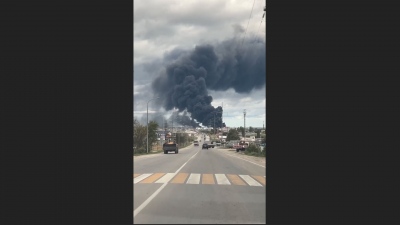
[133,135,266,224]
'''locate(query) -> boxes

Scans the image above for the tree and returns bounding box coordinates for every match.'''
[237,126,245,137]
[176,132,189,146]
[255,129,261,138]
[249,126,254,132]
[227,129,240,141]
[148,120,159,148]
[133,118,147,153]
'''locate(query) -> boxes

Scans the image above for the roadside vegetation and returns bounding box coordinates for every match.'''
[134,117,195,156]
[243,144,265,157]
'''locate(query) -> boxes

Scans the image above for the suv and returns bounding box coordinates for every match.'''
[194,140,199,146]
[202,143,208,149]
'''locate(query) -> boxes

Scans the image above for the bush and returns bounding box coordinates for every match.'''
[246,144,260,153]
[134,147,146,154]
[245,144,265,157]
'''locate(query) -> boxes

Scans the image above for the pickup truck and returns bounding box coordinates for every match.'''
[234,141,249,152]
[163,141,179,154]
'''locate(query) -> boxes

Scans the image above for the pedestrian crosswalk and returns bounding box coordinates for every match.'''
[133,173,266,187]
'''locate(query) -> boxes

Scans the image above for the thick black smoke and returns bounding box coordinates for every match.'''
[151,38,265,127]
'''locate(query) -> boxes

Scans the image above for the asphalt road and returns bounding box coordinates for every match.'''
[133,135,266,224]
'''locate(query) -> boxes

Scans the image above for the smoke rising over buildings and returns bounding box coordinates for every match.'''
[151,38,265,127]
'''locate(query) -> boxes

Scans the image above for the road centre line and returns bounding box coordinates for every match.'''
[133,150,199,218]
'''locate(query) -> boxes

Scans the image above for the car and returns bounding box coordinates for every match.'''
[202,143,208,149]
[194,140,199,146]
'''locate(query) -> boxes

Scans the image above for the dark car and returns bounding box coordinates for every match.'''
[202,143,208,149]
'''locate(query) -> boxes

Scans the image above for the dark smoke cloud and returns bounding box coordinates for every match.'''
[151,38,265,127]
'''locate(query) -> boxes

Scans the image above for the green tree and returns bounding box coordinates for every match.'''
[133,118,147,153]
[255,129,261,138]
[176,132,191,147]
[227,129,240,141]
[249,126,254,132]
[237,126,245,137]
[148,120,159,149]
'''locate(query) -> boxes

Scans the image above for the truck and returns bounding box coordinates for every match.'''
[207,141,215,148]
[163,136,178,154]
[234,141,249,152]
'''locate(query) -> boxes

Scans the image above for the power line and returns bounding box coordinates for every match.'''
[241,0,256,46]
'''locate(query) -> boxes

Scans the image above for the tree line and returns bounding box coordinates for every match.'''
[134,118,195,154]
[133,118,158,154]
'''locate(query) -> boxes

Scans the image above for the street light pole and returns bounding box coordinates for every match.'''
[214,113,215,135]
[147,97,160,153]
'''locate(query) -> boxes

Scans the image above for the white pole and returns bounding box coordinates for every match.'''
[146,97,159,153]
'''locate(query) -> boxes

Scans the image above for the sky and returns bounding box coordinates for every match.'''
[134,0,266,128]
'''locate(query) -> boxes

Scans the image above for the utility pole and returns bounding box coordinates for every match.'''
[222,102,223,127]
[146,97,160,153]
[243,109,246,139]
[213,113,215,135]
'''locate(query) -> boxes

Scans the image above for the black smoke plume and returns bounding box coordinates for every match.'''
[151,38,265,127]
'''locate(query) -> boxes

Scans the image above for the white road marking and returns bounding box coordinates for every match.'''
[239,175,262,186]
[186,173,201,184]
[215,174,231,185]
[133,150,200,218]
[221,151,266,168]
[154,173,175,183]
[133,173,152,184]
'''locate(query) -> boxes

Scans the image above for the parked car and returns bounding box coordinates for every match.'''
[202,143,208,150]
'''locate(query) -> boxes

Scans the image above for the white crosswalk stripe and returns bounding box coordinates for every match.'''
[134,173,152,184]
[239,175,262,186]
[154,173,175,183]
[215,174,231,185]
[186,173,201,184]
[134,173,266,186]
